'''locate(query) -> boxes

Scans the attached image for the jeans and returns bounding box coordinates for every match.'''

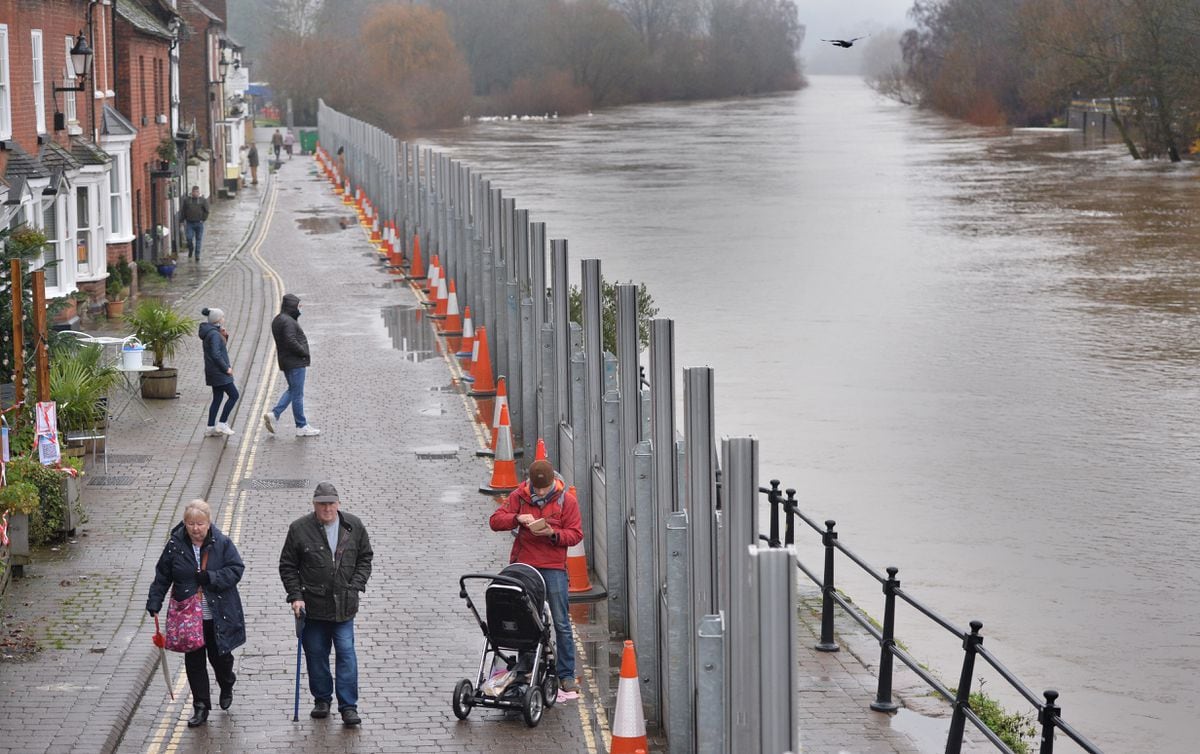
[302,618,358,710]
[271,367,307,427]
[184,620,236,709]
[537,568,576,681]
[185,220,205,258]
[208,383,239,426]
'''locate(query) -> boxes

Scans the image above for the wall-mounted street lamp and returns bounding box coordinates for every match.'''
[217,50,231,83]
[53,31,94,93]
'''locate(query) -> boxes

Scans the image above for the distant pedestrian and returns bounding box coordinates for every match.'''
[263,293,320,437]
[200,307,238,437]
[489,459,583,694]
[279,481,373,726]
[247,144,259,185]
[283,130,296,159]
[181,186,209,260]
[272,129,283,162]
[147,499,246,728]
[336,145,345,178]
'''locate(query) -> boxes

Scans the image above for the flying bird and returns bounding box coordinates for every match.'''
[822,36,868,48]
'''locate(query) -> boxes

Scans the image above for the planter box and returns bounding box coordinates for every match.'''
[7,511,30,563]
[62,475,81,537]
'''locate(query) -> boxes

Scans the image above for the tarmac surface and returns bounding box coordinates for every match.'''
[0,151,986,753]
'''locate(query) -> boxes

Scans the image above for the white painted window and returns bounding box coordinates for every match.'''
[32,30,45,134]
[63,35,77,132]
[77,185,94,274]
[0,26,12,139]
[41,197,62,289]
[105,148,132,241]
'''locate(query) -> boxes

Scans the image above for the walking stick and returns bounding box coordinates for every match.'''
[292,609,305,722]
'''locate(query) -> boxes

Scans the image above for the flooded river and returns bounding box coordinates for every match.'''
[422,75,1200,752]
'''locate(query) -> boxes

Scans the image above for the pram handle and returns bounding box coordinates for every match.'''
[458,573,527,598]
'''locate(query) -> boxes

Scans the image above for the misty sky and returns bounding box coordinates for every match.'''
[799,0,914,73]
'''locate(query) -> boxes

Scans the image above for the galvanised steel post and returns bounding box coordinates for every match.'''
[817,520,840,652]
[541,325,558,467]
[767,479,782,547]
[492,192,510,384]
[603,382,627,636]
[570,337,590,533]
[872,566,901,712]
[755,546,800,754]
[723,436,760,752]
[696,613,725,754]
[480,181,495,359]
[665,510,694,754]
[616,284,639,533]
[444,159,457,284]
[519,296,536,464]
[632,440,660,726]
[515,209,530,293]
[684,367,718,618]
[530,223,547,352]
[551,239,570,428]
[582,260,604,465]
[946,621,985,754]
[649,319,676,609]
[1038,690,1060,754]
[470,174,484,324]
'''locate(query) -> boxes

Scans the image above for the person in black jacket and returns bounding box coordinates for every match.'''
[263,293,320,437]
[147,499,246,728]
[199,307,238,436]
[279,482,373,726]
[181,186,209,260]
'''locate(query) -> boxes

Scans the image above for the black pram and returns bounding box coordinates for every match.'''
[452,563,558,727]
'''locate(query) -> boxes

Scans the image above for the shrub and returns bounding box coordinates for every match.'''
[6,457,78,546]
[568,279,659,354]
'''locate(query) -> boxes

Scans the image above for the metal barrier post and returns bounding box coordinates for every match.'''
[724,436,761,752]
[616,283,639,518]
[696,613,726,754]
[551,239,571,428]
[1039,690,1060,754]
[756,546,800,754]
[583,260,604,465]
[871,567,901,712]
[632,440,660,725]
[946,621,984,754]
[649,319,676,608]
[684,367,717,618]
[665,510,694,754]
[817,520,840,652]
[784,488,796,547]
[604,381,628,636]
[570,327,591,514]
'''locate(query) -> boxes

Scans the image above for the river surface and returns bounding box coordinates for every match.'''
[422,75,1200,752]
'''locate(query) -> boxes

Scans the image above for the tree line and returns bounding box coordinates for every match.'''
[251,0,805,133]
[871,0,1200,161]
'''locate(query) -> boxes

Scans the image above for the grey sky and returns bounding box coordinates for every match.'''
[798,0,915,74]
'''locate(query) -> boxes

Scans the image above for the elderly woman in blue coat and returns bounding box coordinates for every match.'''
[147,499,246,727]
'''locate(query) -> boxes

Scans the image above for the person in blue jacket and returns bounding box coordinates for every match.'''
[199,307,239,436]
[146,499,246,727]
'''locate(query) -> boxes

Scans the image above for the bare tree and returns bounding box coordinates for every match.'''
[610,0,701,54]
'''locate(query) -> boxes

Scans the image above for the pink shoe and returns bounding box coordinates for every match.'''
[556,689,579,703]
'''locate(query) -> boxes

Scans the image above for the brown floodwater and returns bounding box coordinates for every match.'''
[423,75,1200,752]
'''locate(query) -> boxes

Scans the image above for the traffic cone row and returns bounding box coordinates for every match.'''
[610,640,648,754]
[479,403,519,495]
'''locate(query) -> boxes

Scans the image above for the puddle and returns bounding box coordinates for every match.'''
[381,304,439,362]
[890,707,952,752]
[419,405,447,417]
[295,215,357,234]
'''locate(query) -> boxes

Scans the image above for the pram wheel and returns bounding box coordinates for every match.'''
[542,673,559,708]
[521,686,544,727]
[452,679,475,720]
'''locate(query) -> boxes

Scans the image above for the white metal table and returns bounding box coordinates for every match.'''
[111,365,159,422]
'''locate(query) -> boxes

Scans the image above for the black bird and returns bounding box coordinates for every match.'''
[822,36,868,48]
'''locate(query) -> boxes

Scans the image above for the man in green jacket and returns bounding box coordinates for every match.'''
[279,481,373,726]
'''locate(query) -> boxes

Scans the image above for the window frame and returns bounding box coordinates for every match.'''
[31,30,45,134]
[0,25,12,140]
[63,35,79,134]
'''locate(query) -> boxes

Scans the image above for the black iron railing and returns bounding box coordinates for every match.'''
[757,480,1104,754]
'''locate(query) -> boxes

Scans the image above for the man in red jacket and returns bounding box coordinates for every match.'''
[489,459,583,694]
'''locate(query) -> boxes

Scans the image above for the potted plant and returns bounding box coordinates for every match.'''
[49,343,119,455]
[0,479,39,561]
[155,250,177,280]
[106,253,132,316]
[155,136,177,171]
[123,299,194,399]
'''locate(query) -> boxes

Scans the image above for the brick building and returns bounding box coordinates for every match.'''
[177,0,226,198]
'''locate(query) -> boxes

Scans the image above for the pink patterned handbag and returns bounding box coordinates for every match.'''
[164,551,207,653]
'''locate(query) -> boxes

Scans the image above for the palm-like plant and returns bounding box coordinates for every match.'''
[123,300,194,369]
[49,344,119,431]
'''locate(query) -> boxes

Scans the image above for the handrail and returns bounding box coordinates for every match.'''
[761,479,1105,753]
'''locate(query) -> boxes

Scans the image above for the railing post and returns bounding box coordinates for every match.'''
[1039,689,1060,754]
[816,520,839,652]
[767,479,781,547]
[784,488,796,547]
[946,620,984,754]
[871,566,900,712]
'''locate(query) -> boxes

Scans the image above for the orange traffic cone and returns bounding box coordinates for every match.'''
[432,267,450,318]
[610,641,648,754]
[406,234,426,281]
[477,377,523,458]
[479,404,519,496]
[566,486,592,593]
[456,306,475,361]
[438,281,463,338]
[342,181,354,204]
[535,438,548,461]
[468,326,497,397]
[424,256,441,299]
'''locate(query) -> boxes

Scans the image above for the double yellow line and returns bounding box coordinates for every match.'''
[144,179,285,754]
